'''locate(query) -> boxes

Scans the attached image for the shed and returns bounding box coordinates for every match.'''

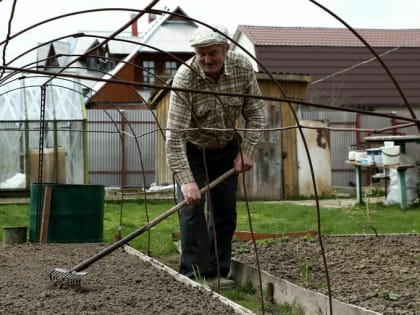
[0,76,88,191]
[151,72,312,200]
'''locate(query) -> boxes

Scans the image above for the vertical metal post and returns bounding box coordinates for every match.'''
[120,110,126,189]
[35,85,47,241]
[397,168,408,210]
[355,164,363,204]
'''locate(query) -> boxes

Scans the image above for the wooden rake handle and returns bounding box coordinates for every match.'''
[71,168,236,272]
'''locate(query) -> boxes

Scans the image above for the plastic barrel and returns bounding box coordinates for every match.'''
[29,184,105,243]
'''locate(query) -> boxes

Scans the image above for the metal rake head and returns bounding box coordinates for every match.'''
[49,268,88,288]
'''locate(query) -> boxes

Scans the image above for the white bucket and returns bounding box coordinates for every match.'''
[366,148,382,164]
[381,145,400,165]
[354,151,367,162]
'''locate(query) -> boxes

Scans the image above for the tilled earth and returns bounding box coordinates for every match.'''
[1,235,418,315]
[0,243,242,315]
[232,234,420,315]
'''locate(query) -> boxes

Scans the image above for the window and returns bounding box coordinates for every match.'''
[164,61,177,77]
[142,60,155,84]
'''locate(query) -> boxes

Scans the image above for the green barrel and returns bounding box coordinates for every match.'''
[29,184,105,243]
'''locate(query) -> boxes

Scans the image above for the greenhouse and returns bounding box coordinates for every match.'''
[0,75,87,191]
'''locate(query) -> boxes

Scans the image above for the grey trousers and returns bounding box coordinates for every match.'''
[177,138,239,279]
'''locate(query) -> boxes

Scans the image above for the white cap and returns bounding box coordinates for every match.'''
[189,25,229,48]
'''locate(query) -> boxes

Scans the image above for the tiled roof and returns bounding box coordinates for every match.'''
[238,25,420,47]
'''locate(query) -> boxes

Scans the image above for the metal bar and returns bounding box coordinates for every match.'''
[35,85,47,240]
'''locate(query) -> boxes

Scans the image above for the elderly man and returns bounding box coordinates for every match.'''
[165,25,266,285]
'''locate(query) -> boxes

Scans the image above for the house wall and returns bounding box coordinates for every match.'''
[89,61,140,104]
[254,46,420,108]
[232,34,258,71]
[87,52,194,106]
[135,52,193,82]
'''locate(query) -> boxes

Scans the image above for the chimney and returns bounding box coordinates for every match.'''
[131,14,138,37]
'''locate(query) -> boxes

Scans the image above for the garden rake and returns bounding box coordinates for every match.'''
[49,168,235,288]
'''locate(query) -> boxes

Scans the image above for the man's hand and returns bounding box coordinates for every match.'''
[234,152,253,173]
[181,181,201,205]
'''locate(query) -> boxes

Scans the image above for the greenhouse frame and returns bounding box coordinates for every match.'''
[0,75,88,191]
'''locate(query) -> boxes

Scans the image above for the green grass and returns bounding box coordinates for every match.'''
[3,200,419,246]
[236,201,419,234]
[0,198,419,314]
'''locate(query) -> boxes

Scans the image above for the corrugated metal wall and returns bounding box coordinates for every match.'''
[85,105,418,191]
[87,108,156,188]
[300,108,420,188]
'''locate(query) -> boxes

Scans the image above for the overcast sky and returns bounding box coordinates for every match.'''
[1,0,420,66]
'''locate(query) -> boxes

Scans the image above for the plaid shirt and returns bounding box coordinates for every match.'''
[165,51,266,185]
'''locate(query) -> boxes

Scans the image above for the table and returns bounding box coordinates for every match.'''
[345,160,415,209]
[364,135,420,153]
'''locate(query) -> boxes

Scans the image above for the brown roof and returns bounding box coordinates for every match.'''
[238,25,420,47]
[235,25,420,107]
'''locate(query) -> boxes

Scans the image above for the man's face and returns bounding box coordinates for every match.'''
[195,44,228,80]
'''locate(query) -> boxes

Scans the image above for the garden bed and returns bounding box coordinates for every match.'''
[232,234,419,314]
[0,243,250,314]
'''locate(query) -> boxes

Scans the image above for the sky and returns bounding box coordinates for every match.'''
[1,0,420,66]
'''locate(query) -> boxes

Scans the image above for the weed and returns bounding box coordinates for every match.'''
[235,244,251,254]
[256,238,275,246]
[381,289,400,301]
[314,282,327,289]
[342,191,379,236]
[238,279,257,295]
[295,244,311,288]
[279,235,290,243]
[264,299,305,315]
[191,265,205,284]
[221,279,258,307]
[302,234,316,243]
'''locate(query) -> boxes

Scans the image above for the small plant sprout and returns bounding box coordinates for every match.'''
[236,244,251,254]
[381,289,400,301]
[342,190,379,236]
[191,265,205,284]
[302,234,316,243]
[279,235,290,243]
[295,244,311,288]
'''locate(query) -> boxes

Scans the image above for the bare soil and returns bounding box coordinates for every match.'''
[0,243,239,314]
[1,235,418,315]
[232,234,420,315]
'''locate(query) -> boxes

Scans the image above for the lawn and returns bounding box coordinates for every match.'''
[1,198,419,254]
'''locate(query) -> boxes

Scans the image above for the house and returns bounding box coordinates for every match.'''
[36,6,198,188]
[232,26,420,187]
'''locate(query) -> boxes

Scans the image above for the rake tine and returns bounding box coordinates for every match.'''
[49,268,87,288]
[49,268,66,281]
